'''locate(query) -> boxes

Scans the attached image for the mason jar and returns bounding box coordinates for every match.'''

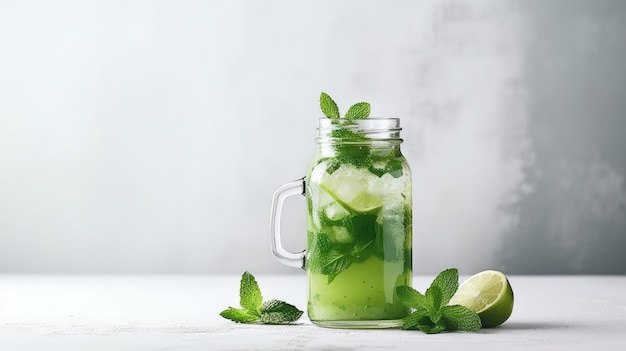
[271,118,412,328]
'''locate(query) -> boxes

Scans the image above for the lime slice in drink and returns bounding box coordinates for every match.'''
[320,182,382,214]
[449,270,514,328]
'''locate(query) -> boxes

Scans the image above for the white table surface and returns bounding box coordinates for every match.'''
[0,274,624,350]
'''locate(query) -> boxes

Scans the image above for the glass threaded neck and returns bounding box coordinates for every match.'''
[316,118,403,145]
[315,118,403,157]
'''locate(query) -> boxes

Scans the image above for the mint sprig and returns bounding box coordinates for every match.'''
[396,268,482,334]
[318,92,402,177]
[306,213,391,284]
[319,92,371,120]
[220,272,303,324]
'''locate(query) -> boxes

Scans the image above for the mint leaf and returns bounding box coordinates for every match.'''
[348,238,374,264]
[320,92,340,119]
[221,272,303,325]
[314,232,333,253]
[350,214,377,244]
[405,311,446,334]
[330,127,371,160]
[307,214,379,282]
[402,309,430,330]
[368,160,403,178]
[431,268,458,307]
[322,251,352,283]
[385,160,403,178]
[260,300,304,324]
[426,285,443,311]
[331,128,367,141]
[305,234,351,283]
[442,305,482,331]
[345,102,370,119]
[398,268,482,334]
[240,271,262,316]
[396,285,429,309]
[325,159,341,174]
[421,319,447,334]
[367,165,386,177]
[219,307,259,323]
[428,306,442,324]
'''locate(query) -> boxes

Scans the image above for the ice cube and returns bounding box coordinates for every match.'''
[328,226,353,243]
[324,202,350,221]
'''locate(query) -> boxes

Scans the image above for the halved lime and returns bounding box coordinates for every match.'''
[320,182,382,214]
[449,270,514,328]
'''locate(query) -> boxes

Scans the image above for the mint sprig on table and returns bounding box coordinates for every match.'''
[396,268,482,334]
[220,272,303,324]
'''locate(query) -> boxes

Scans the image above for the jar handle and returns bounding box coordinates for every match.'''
[270,177,306,269]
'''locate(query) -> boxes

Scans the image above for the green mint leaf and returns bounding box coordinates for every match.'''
[402,309,431,330]
[426,285,443,311]
[350,214,377,244]
[344,102,371,119]
[420,319,447,334]
[331,128,367,141]
[430,268,459,307]
[372,224,385,261]
[307,214,379,282]
[259,300,304,324]
[385,160,403,178]
[404,311,446,334]
[240,271,262,316]
[260,312,292,324]
[348,238,374,264]
[325,159,341,174]
[222,272,304,326]
[367,165,386,177]
[399,268,482,334]
[314,232,333,253]
[429,307,442,324]
[320,92,340,119]
[306,235,351,283]
[442,305,482,331]
[368,160,403,178]
[219,307,259,323]
[324,251,351,283]
[396,285,429,309]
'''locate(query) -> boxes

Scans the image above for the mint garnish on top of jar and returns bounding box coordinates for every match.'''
[318,92,402,178]
[320,92,371,120]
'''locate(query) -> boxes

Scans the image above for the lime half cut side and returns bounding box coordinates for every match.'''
[449,270,514,328]
[320,181,382,214]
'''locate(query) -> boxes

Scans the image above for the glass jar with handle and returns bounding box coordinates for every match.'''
[271,117,412,328]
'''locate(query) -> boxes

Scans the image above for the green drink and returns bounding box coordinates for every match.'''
[270,94,412,328]
[304,124,412,327]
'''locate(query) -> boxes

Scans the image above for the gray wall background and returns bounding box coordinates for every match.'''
[0,0,624,274]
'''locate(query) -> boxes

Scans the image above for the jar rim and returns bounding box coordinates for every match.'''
[316,118,402,144]
[318,117,400,126]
